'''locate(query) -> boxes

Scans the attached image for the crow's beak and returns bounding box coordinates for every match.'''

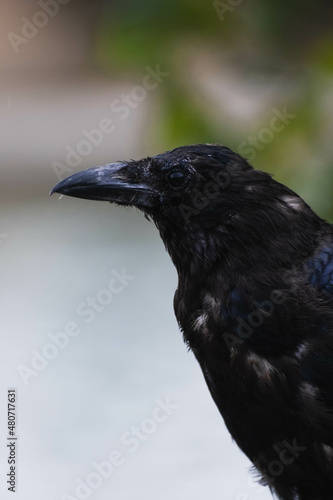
[50,163,157,208]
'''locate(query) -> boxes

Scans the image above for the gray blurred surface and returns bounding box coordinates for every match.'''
[0,197,271,500]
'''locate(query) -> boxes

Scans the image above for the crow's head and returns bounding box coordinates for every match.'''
[51,144,267,221]
[51,144,322,273]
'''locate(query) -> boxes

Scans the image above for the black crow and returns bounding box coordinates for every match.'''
[51,144,333,500]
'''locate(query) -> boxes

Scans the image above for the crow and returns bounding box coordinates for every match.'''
[51,144,333,500]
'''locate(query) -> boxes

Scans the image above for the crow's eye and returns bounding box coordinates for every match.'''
[168,171,185,188]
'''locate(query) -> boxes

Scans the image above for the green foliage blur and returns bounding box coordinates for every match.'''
[94,0,333,220]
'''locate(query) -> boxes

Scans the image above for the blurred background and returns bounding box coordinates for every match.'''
[1,1,333,499]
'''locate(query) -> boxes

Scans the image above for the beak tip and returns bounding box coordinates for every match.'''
[50,178,67,197]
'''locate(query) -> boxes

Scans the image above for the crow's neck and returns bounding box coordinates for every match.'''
[156,203,326,288]
[156,204,329,360]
